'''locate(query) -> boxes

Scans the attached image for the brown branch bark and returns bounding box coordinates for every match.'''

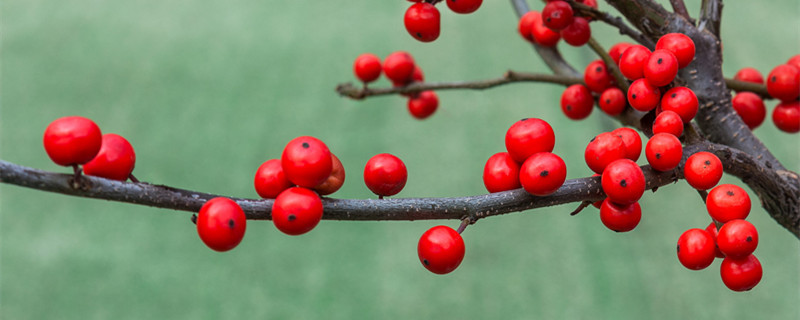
[669,0,694,24]
[568,1,656,49]
[510,0,580,77]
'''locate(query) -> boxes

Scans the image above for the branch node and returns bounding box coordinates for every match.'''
[570,201,594,216]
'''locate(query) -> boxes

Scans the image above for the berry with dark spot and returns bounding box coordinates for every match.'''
[404,3,441,43]
[645,133,682,172]
[766,64,800,102]
[601,159,645,205]
[560,84,594,120]
[660,86,699,123]
[655,33,695,68]
[627,78,661,111]
[418,225,465,275]
[717,219,759,259]
[272,187,323,236]
[542,0,574,31]
[520,152,567,196]
[584,60,614,93]
[643,49,679,87]
[196,197,246,252]
[683,151,723,190]
[599,87,626,116]
[584,132,627,174]
[608,42,633,65]
[281,136,333,188]
[706,184,751,222]
[560,17,591,47]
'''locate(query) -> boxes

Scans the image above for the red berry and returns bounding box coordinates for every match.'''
[254,159,293,199]
[660,86,699,123]
[733,67,764,85]
[281,136,333,188]
[599,87,626,116]
[652,110,684,137]
[720,254,762,291]
[611,127,642,161]
[272,187,323,236]
[560,17,591,47]
[364,153,407,197]
[446,0,482,14]
[655,33,695,69]
[504,118,556,163]
[518,11,539,42]
[408,91,439,120]
[43,116,103,166]
[643,49,679,87]
[608,42,633,66]
[542,0,574,31]
[676,228,716,270]
[683,151,723,190]
[530,11,561,47]
[411,65,425,82]
[618,45,651,80]
[645,133,682,172]
[717,219,758,259]
[561,84,594,120]
[584,132,627,174]
[766,64,800,102]
[519,152,567,196]
[599,199,641,232]
[313,153,346,196]
[706,184,751,223]
[731,92,767,129]
[353,53,382,83]
[584,60,614,93]
[483,152,521,193]
[83,133,136,181]
[788,54,800,70]
[627,78,661,112]
[404,3,441,43]
[197,197,246,252]
[705,222,725,258]
[418,225,465,275]
[383,51,416,84]
[772,100,800,133]
[601,159,645,205]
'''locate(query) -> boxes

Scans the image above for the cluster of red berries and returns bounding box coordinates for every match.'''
[353,51,439,119]
[403,0,483,43]
[731,54,800,133]
[482,118,566,197]
[43,116,137,181]
[517,0,597,48]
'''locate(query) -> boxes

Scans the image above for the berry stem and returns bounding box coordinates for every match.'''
[587,37,630,91]
[570,201,594,216]
[456,218,470,234]
[128,174,140,183]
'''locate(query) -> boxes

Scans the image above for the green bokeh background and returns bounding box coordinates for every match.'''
[2,1,799,319]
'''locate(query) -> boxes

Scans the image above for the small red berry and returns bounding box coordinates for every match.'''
[313,153,346,196]
[542,0,574,31]
[418,225,465,275]
[519,152,567,196]
[599,199,641,232]
[584,132,627,174]
[83,133,136,181]
[676,228,716,270]
[601,159,645,205]
[717,219,758,259]
[504,118,556,163]
[353,53,382,83]
[584,60,614,93]
[618,45,651,80]
[560,17,591,47]
[608,42,633,66]
[383,51,416,84]
[660,86,699,123]
[772,101,800,133]
[530,11,561,47]
[705,222,725,258]
[731,92,767,129]
[643,49,679,87]
[733,67,764,85]
[408,91,439,120]
[281,136,333,188]
[43,116,103,166]
[197,197,246,252]
[645,133,682,172]
[720,254,762,291]
[404,3,441,43]
[560,84,594,120]
[518,11,539,42]
[766,64,800,102]
[272,187,323,236]
[611,127,642,161]
[627,78,661,112]
[706,184,751,223]
[788,54,800,70]
[655,33,695,69]
[483,152,521,193]
[446,0,482,14]
[683,151,723,190]
[364,153,408,197]
[599,87,626,116]
[652,110,684,137]
[254,159,294,199]
[411,65,425,82]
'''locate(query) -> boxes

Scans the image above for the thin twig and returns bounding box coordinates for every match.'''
[669,0,694,24]
[586,37,629,92]
[570,201,594,216]
[724,78,771,98]
[568,1,656,49]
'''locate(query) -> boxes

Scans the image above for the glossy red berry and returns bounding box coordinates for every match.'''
[599,87,626,116]
[560,17,591,47]
[483,152,521,193]
[43,116,103,166]
[411,65,425,82]
[364,153,407,197]
[733,67,764,85]
[608,42,633,65]
[720,254,762,291]
[561,84,594,120]
[772,101,800,133]
[643,49,679,87]
[618,45,651,80]
[788,54,800,70]
[731,92,766,129]
[652,110,684,137]
[683,151,723,190]
[408,91,439,119]
[281,136,333,188]
[518,11,539,42]
[383,51,416,84]
[418,225,465,275]
[599,199,641,232]
[601,159,645,205]
[272,187,323,236]
[584,132,627,174]
[645,133,682,172]
[627,78,661,112]
[530,12,561,47]
[766,64,800,102]
[705,222,725,258]
[504,118,556,163]
[404,3,441,43]
[254,159,293,199]
[660,86,699,123]
[197,197,246,252]
[519,152,567,196]
[542,0,574,31]
[584,60,614,93]
[446,0,482,14]
[611,127,642,161]
[707,184,751,223]
[655,33,695,68]
[676,228,716,270]
[83,133,136,181]
[353,53,382,83]
[313,153,345,196]
[717,219,758,259]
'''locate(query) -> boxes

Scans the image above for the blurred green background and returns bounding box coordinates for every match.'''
[2,0,799,319]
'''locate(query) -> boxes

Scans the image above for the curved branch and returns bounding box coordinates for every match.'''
[510,0,580,77]
[569,1,655,49]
